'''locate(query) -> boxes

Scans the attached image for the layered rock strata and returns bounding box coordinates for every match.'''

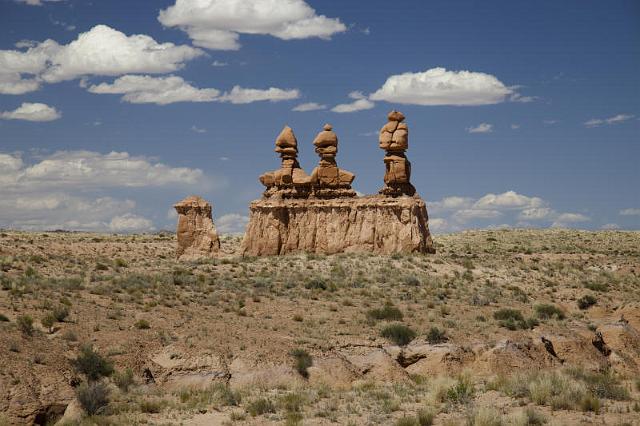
[260,126,311,198]
[242,196,435,256]
[174,195,220,260]
[379,110,416,197]
[309,124,356,198]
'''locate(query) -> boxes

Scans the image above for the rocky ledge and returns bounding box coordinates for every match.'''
[242,195,435,256]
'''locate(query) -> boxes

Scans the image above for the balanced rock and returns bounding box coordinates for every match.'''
[379,111,416,197]
[309,124,356,198]
[260,126,311,198]
[174,195,220,261]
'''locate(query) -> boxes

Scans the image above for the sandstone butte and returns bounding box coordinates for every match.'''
[174,195,220,260]
[241,111,435,256]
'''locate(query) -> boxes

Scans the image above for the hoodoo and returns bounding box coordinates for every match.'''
[242,113,435,256]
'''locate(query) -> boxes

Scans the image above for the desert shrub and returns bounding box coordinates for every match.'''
[404,275,420,286]
[534,304,565,320]
[395,416,419,426]
[381,323,416,346]
[304,278,327,290]
[446,373,474,404]
[114,258,127,268]
[247,397,276,416]
[584,281,608,292]
[76,381,109,416]
[493,309,538,330]
[579,394,600,413]
[291,348,313,378]
[41,313,56,333]
[521,408,546,425]
[367,303,403,321]
[139,399,166,413]
[568,368,630,400]
[95,262,109,271]
[0,313,9,322]
[279,391,305,413]
[16,315,34,336]
[72,345,114,381]
[577,295,597,310]
[61,330,77,341]
[113,368,135,392]
[134,319,150,329]
[416,408,435,426]
[426,326,447,344]
[467,407,502,426]
[52,305,69,322]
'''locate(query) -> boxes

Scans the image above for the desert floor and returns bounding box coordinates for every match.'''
[0,229,639,425]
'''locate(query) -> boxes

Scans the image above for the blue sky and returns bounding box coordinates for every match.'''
[0,0,638,233]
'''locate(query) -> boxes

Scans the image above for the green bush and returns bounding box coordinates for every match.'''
[134,319,150,329]
[446,374,474,404]
[41,313,56,333]
[381,323,416,346]
[113,368,135,392]
[52,305,69,322]
[247,397,276,416]
[72,345,114,381]
[493,309,538,330]
[76,381,109,415]
[584,281,608,292]
[426,326,448,344]
[304,278,327,290]
[290,349,313,378]
[367,303,403,321]
[534,304,565,320]
[577,295,597,310]
[0,313,9,322]
[16,315,34,336]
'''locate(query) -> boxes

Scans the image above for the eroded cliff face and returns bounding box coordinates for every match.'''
[242,196,434,256]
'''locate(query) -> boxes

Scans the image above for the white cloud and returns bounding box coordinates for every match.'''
[331,91,375,113]
[369,67,520,106]
[601,223,620,230]
[511,124,520,130]
[0,102,61,122]
[584,114,634,127]
[473,191,544,210]
[217,86,300,104]
[292,102,327,112]
[551,213,590,228]
[191,125,207,133]
[16,0,64,5]
[109,214,155,232]
[543,120,558,125]
[0,151,213,233]
[211,60,228,67]
[158,0,346,50]
[620,208,640,216]
[0,25,203,94]
[427,190,592,231]
[428,218,448,233]
[216,213,249,234]
[88,75,220,105]
[467,123,493,133]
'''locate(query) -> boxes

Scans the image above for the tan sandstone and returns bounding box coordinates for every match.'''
[242,196,435,256]
[174,195,220,261]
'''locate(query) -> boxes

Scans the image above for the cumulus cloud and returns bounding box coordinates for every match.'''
[216,213,249,234]
[584,114,634,127]
[217,86,300,104]
[467,123,492,133]
[369,68,522,106]
[601,223,620,230]
[292,102,326,112]
[0,151,211,232]
[331,91,375,113]
[0,102,61,121]
[16,0,64,5]
[620,208,640,216]
[427,190,591,232]
[0,25,203,94]
[88,75,220,105]
[158,0,346,50]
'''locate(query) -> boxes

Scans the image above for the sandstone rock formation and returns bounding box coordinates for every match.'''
[379,110,416,197]
[259,126,311,198]
[242,196,435,256]
[174,195,220,261]
[309,124,356,198]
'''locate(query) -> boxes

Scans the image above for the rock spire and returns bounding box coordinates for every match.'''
[378,111,416,197]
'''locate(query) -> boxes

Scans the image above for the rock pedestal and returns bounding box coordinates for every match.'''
[242,196,434,256]
[379,111,416,197]
[174,195,220,261]
[260,126,311,199]
[308,124,356,198]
